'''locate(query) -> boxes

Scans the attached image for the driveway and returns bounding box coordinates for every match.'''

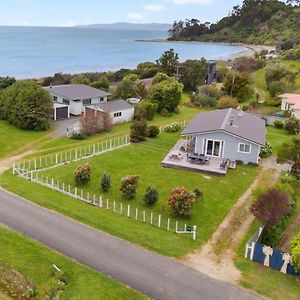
[0,189,261,300]
[51,117,82,138]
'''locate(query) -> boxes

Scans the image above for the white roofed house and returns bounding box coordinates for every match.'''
[162,109,266,175]
[44,84,111,119]
[279,93,300,120]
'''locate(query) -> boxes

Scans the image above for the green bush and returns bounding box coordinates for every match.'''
[273,119,284,129]
[193,188,203,200]
[191,94,217,107]
[134,101,157,121]
[260,140,273,158]
[143,186,159,206]
[74,164,91,185]
[71,131,87,140]
[120,175,139,200]
[101,173,111,192]
[285,117,300,135]
[148,125,159,138]
[291,232,300,272]
[130,120,148,142]
[217,96,239,109]
[164,122,181,133]
[160,108,170,117]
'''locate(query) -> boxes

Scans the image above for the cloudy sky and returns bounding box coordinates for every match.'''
[0,0,243,27]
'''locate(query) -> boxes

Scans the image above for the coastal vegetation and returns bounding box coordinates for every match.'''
[168,0,300,45]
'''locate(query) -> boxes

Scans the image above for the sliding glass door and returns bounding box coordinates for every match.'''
[206,140,222,157]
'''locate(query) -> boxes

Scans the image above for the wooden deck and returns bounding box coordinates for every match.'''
[161,140,233,176]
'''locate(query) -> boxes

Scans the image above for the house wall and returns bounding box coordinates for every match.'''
[109,108,135,124]
[281,99,289,111]
[194,131,261,164]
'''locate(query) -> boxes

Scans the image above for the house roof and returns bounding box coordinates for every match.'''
[44,84,111,100]
[182,108,266,146]
[279,93,300,110]
[88,99,134,113]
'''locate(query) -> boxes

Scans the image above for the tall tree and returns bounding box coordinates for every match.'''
[156,49,179,76]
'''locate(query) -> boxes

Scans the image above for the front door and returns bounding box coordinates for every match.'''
[206,140,222,157]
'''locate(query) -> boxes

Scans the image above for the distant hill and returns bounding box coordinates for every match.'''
[168,0,300,45]
[76,22,171,31]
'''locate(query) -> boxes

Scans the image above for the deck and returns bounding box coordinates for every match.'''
[161,140,235,176]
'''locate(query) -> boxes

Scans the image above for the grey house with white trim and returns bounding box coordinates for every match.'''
[44,84,111,118]
[182,109,266,164]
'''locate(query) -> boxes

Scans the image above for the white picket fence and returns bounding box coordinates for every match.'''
[13,167,197,239]
[13,134,130,172]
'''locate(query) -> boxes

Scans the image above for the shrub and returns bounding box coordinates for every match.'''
[134,101,157,121]
[74,164,91,185]
[259,140,272,158]
[160,108,170,117]
[130,120,148,142]
[164,122,181,133]
[250,188,291,228]
[191,94,217,108]
[120,175,139,200]
[198,85,222,99]
[143,186,159,206]
[217,96,239,109]
[148,125,159,138]
[285,117,300,135]
[71,131,87,140]
[274,119,284,129]
[291,232,300,272]
[268,81,286,97]
[101,173,111,192]
[168,187,197,217]
[193,188,203,200]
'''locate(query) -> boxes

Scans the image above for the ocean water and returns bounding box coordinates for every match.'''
[0,26,247,78]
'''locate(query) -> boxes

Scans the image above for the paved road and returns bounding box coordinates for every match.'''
[0,189,261,300]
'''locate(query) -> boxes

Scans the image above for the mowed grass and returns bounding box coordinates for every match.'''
[0,225,145,300]
[266,126,294,154]
[0,121,49,159]
[235,221,300,300]
[1,132,259,256]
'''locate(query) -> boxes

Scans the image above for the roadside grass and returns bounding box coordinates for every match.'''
[235,221,300,300]
[0,133,259,257]
[266,126,294,154]
[0,225,145,300]
[0,120,50,159]
[31,105,200,158]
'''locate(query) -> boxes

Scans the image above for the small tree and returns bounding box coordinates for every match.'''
[143,186,159,206]
[130,120,148,142]
[250,189,290,228]
[217,96,239,109]
[101,173,111,192]
[285,117,300,135]
[291,232,300,272]
[168,187,197,217]
[156,49,179,76]
[148,125,159,138]
[74,164,91,185]
[120,176,139,200]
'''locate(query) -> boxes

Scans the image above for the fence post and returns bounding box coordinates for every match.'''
[99,196,103,208]
[135,208,138,220]
[184,224,187,231]
[62,183,65,191]
[93,144,96,154]
[167,218,170,231]
[12,164,15,175]
[68,185,71,194]
[193,226,197,240]
[158,215,161,228]
[127,205,130,218]
[106,199,109,209]
[143,211,146,223]
[175,221,178,233]
[34,159,37,170]
[51,178,54,187]
[113,201,116,212]
[150,212,153,225]
[120,203,123,214]
[93,194,96,205]
[250,242,255,261]
[75,187,78,197]
[81,190,83,199]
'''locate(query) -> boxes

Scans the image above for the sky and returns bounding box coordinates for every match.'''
[0,0,243,27]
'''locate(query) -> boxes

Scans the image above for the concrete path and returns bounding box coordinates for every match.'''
[0,188,261,300]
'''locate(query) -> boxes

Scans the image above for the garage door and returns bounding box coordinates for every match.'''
[55,107,69,120]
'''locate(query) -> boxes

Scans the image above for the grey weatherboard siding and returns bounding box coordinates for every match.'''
[194,131,261,164]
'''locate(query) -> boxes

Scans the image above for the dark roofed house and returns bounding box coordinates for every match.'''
[162,109,266,175]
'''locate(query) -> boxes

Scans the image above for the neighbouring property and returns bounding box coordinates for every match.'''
[162,108,266,175]
[44,84,111,120]
[279,93,300,120]
[85,100,135,124]
[205,60,217,85]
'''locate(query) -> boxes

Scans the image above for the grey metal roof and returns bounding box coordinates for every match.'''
[182,108,266,146]
[44,84,111,100]
[90,99,134,113]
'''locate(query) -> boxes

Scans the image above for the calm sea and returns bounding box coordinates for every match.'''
[0,26,247,78]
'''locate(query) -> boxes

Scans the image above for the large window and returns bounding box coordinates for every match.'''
[53,96,58,101]
[82,99,92,105]
[239,143,251,153]
[63,99,70,105]
[114,112,122,118]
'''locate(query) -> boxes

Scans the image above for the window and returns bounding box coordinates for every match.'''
[114,112,122,118]
[82,99,92,105]
[100,97,104,102]
[63,99,70,105]
[239,143,251,153]
[53,96,58,101]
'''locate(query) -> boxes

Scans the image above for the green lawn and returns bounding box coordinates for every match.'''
[235,221,300,300]
[0,226,145,300]
[0,121,49,159]
[266,126,294,154]
[0,133,259,257]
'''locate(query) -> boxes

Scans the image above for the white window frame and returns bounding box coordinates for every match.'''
[114,112,122,118]
[238,143,251,154]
